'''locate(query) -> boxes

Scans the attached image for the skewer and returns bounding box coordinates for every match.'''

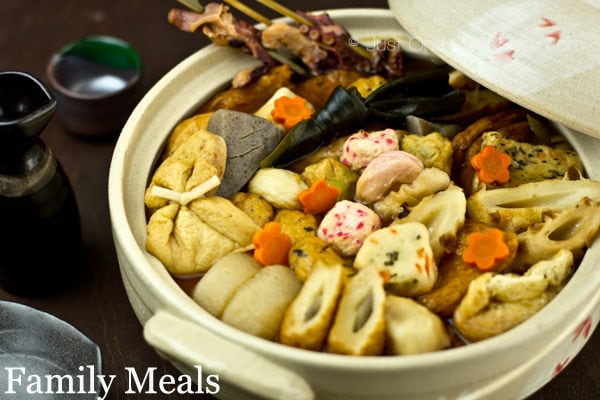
[267,50,308,75]
[346,38,372,59]
[177,0,204,13]
[175,0,372,60]
[255,0,372,59]
[223,0,273,26]
[255,0,314,27]
[221,1,310,74]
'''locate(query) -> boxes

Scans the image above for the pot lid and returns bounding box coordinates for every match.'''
[388,0,600,139]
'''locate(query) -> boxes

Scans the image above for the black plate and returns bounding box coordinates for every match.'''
[0,301,102,399]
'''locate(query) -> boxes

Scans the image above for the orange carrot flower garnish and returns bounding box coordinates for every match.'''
[252,221,292,266]
[471,145,512,184]
[271,95,313,130]
[298,178,340,214]
[462,228,510,271]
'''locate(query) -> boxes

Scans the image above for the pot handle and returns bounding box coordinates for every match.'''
[144,310,315,400]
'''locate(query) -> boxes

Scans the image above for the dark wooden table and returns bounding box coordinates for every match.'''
[1,1,598,399]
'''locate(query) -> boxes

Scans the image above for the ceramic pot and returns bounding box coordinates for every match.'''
[108,9,600,400]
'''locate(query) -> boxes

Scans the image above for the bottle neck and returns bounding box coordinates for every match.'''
[0,138,47,174]
[0,139,57,197]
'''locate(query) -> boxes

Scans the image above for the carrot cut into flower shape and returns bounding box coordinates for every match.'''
[471,145,511,184]
[298,178,340,214]
[462,228,510,271]
[252,221,292,266]
[271,95,313,130]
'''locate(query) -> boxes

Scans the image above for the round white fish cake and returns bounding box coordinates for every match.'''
[221,265,301,340]
[191,252,262,317]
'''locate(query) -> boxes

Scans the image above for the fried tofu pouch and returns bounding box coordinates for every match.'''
[144,129,227,211]
[145,197,260,275]
[454,249,574,342]
[163,112,213,157]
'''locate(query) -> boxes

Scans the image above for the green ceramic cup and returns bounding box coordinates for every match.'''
[46,35,143,137]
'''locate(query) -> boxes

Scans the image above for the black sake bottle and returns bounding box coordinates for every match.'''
[0,71,83,296]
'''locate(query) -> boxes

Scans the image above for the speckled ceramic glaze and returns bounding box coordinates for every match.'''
[108,9,600,400]
[388,0,600,139]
